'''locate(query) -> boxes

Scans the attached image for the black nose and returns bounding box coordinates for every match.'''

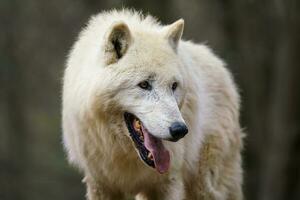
[169,122,188,141]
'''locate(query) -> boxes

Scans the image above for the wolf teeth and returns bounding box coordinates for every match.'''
[139,135,144,141]
[147,152,153,160]
[133,119,141,130]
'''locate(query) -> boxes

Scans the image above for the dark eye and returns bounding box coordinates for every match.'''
[172,82,178,91]
[138,81,152,90]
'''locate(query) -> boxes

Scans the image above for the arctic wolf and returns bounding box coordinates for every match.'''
[62,10,243,200]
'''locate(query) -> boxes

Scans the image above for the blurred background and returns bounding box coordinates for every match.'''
[0,0,299,200]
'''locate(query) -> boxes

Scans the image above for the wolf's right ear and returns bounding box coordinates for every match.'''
[103,21,132,65]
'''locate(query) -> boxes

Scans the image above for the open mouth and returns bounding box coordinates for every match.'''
[124,112,170,174]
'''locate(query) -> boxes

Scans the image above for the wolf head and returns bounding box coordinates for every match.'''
[67,16,189,173]
[100,19,188,139]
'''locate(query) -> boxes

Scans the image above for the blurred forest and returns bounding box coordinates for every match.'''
[0,0,299,200]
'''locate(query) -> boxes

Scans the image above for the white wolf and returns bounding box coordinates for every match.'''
[62,9,243,200]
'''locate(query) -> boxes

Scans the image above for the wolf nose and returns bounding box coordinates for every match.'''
[169,122,188,142]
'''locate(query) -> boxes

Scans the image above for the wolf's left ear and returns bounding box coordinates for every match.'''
[103,21,132,65]
[164,19,184,51]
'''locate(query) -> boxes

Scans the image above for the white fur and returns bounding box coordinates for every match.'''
[62,9,243,200]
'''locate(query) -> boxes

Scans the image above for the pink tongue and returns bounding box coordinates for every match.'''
[142,126,170,174]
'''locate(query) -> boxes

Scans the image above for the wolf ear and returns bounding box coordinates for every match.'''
[103,21,132,65]
[164,19,184,51]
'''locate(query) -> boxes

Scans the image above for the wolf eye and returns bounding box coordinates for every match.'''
[172,82,178,91]
[138,81,152,90]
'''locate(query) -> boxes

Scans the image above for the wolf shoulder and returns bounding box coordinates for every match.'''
[178,40,240,108]
[178,41,229,76]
